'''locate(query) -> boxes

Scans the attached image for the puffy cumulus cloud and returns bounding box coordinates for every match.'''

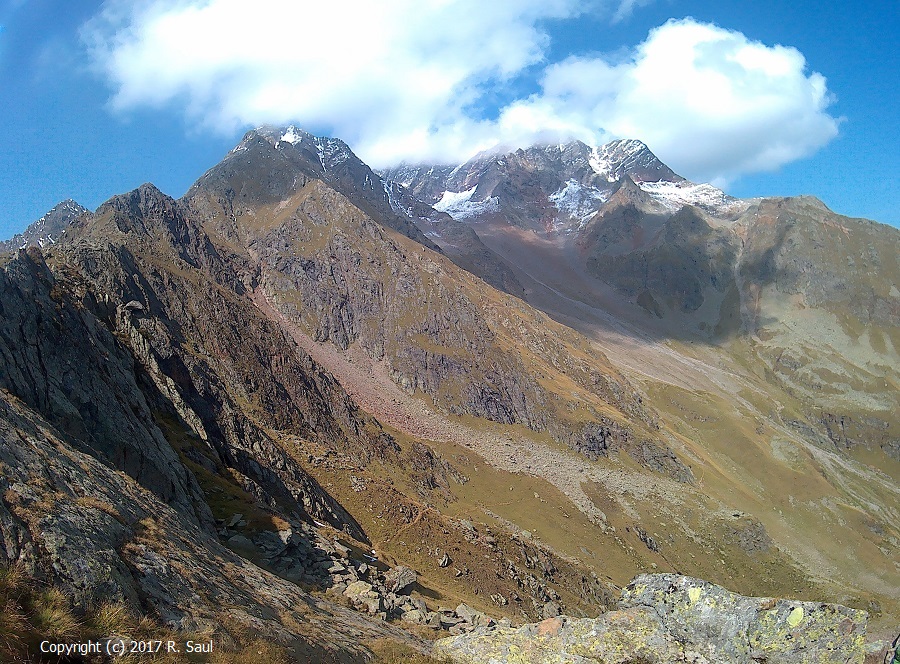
[84,4,839,181]
[82,0,588,164]
[503,18,840,183]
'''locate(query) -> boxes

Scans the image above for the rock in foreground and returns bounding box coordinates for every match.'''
[433,574,868,663]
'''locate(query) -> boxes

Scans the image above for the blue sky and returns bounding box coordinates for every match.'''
[1,0,897,239]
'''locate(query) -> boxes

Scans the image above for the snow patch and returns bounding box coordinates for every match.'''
[280,126,302,144]
[433,187,499,220]
[313,137,350,172]
[590,140,656,182]
[549,180,608,225]
[447,162,465,180]
[638,180,747,213]
[314,138,327,171]
[383,180,412,217]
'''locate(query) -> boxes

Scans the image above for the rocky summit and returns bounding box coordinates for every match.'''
[0,125,897,661]
[0,199,87,252]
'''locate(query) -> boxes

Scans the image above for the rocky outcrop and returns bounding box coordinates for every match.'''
[0,391,423,661]
[57,186,404,536]
[0,192,440,656]
[435,609,682,663]
[0,248,212,528]
[434,574,869,663]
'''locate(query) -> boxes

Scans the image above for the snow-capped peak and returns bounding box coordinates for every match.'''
[0,199,87,252]
[252,125,355,173]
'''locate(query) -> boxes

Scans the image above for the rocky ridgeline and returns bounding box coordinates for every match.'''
[434,574,870,663]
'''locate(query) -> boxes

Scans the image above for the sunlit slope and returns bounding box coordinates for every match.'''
[186,162,689,481]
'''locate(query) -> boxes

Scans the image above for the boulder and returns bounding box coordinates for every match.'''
[542,601,560,619]
[434,574,869,664]
[440,614,463,628]
[401,609,426,625]
[226,534,255,550]
[343,580,373,598]
[435,610,680,663]
[455,603,480,624]
[620,574,868,663]
[384,565,417,594]
[454,603,493,628]
[359,596,383,615]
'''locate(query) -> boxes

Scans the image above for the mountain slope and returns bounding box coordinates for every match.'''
[0,125,896,655]
[182,130,894,624]
[205,126,526,298]
[185,169,685,478]
[0,158,696,655]
[0,245,424,659]
[380,136,900,634]
[0,199,87,253]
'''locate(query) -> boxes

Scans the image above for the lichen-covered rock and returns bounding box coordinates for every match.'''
[434,574,868,664]
[344,580,374,598]
[621,574,867,663]
[433,610,683,663]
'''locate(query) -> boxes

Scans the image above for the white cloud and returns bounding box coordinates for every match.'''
[83,4,840,183]
[612,0,655,23]
[503,18,841,183]
[83,0,586,163]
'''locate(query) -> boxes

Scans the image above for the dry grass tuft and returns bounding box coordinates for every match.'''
[87,601,135,636]
[370,638,452,664]
[33,587,81,640]
[209,639,292,664]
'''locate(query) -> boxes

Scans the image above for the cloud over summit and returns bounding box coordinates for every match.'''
[83,1,840,183]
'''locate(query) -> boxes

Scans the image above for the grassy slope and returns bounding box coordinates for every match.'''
[181,179,898,636]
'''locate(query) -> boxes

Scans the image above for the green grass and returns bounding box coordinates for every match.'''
[153,412,291,535]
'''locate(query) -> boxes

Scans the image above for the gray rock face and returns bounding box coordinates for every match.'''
[381,139,681,234]
[56,185,401,537]
[434,574,869,664]
[0,392,421,661]
[0,248,212,529]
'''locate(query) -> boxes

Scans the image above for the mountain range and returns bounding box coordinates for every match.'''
[0,126,897,662]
